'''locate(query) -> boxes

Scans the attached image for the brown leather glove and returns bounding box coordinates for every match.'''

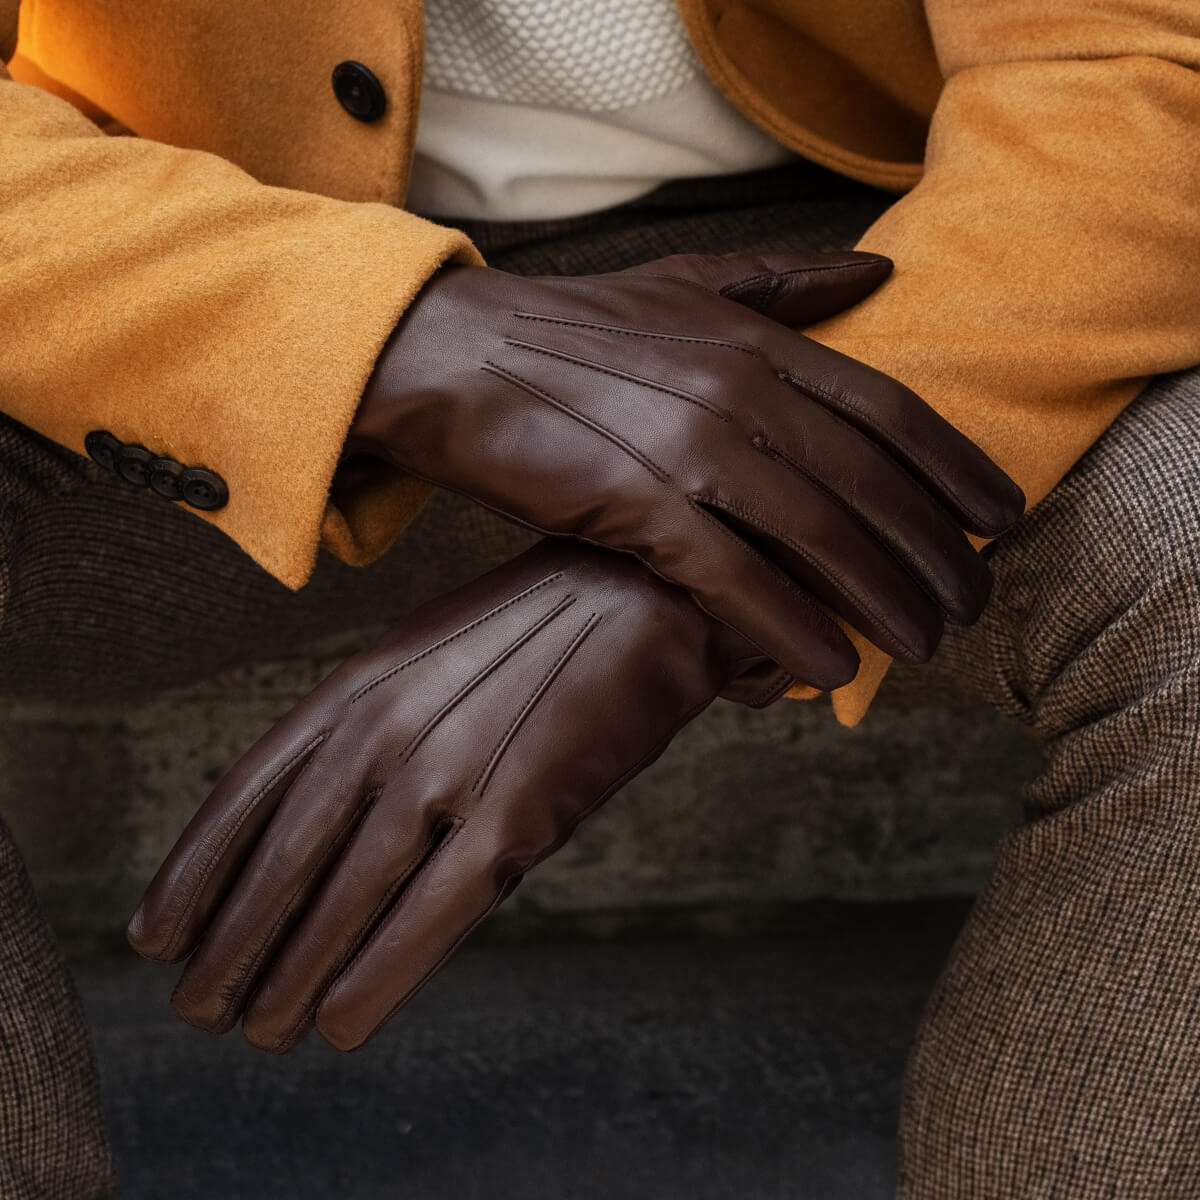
[127,540,786,1053]
[343,251,1024,688]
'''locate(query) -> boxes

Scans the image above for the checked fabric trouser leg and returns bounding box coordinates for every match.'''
[893,364,1200,1199]
[1,161,1198,1195]
[0,816,113,1198]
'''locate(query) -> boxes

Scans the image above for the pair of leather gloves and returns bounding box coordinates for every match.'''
[129,250,1023,1052]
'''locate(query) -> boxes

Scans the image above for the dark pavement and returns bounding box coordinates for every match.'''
[75,900,970,1200]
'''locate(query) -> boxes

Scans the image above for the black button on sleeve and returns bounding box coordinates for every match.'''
[147,458,184,501]
[84,430,123,473]
[116,445,154,488]
[332,61,387,123]
[179,467,229,512]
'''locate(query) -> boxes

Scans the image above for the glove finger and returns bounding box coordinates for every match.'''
[127,716,330,964]
[756,381,995,625]
[759,332,1026,537]
[671,505,862,690]
[165,577,580,1036]
[167,749,380,1034]
[242,592,611,1052]
[239,782,457,1053]
[621,250,893,326]
[703,457,946,665]
[313,819,514,1052]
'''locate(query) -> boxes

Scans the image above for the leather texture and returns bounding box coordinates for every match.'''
[344,251,1024,690]
[127,539,784,1052]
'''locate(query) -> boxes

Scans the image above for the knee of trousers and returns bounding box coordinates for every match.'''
[977,367,1200,744]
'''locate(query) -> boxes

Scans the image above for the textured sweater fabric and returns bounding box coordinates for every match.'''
[409,0,792,219]
[3,0,1200,723]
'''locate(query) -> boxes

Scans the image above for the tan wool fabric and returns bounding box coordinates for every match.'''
[3,0,1199,721]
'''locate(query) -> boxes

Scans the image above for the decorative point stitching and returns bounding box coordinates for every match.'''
[512,309,760,358]
[503,337,731,422]
[351,572,565,704]
[472,610,602,796]
[397,593,578,764]
[482,360,672,482]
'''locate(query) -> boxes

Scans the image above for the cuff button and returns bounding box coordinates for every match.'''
[116,444,154,488]
[84,430,123,473]
[179,467,229,511]
[148,458,184,501]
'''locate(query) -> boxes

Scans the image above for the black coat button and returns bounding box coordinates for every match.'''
[332,61,386,123]
[116,445,154,488]
[84,430,123,473]
[147,457,184,501]
[179,467,229,511]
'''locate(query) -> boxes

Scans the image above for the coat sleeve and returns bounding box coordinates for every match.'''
[0,49,482,590]
[799,0,1200,723]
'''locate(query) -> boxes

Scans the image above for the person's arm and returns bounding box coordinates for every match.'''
[800,1,1200,722]
[0,50,481,589]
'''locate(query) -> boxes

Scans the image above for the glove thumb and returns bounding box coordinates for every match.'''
[622,249,892,327]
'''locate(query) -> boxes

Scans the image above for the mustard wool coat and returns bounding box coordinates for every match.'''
[2,1,1199,723]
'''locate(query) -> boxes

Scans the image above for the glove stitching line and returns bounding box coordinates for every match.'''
[777,370,995,533]
[399,595,578,765]
[631,259,868,303]
[513,311,760,358]
[502,338,731,422]
[482,362,672,481]
[686,497,856,684]
[155,733,327,962]
[270,816,464,1052]
[208,788,382,1030]
[700,491,919,663]
[473,610,602,797]
[351,690,724,1047]
[311,817,466,1048]
[351,572,565,704]
[746,669,796,707]
[719,261,866,301]
[724,267,781,311]
[754,434,954,619]
[725,664,796,709]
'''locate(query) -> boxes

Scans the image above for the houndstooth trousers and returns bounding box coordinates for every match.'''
[2,161,1199,1198]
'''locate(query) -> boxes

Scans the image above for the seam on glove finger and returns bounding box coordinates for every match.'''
[153,733,327,963]
[720,257,877,301]
[312,817,467,1047]
[723,266,781,310]
[267,815,463,1053]
[698,491,921,664]
[777,369,994,534]
[205,787,382,1031]
[724,665,795,708]
[686,496,856,685]
[753,433,956,618]
[342,691,721,1048]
